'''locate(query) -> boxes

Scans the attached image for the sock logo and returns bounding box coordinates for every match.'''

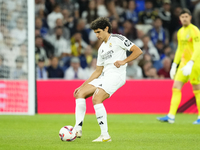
[97,116,103,119]
[99,121,104,125]
[78,121,83,126]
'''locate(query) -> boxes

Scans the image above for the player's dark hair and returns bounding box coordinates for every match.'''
[179,8,191,16]
[90,17,112,33]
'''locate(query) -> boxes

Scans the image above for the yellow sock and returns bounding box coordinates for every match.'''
[193,90,200,116]
[168,88,182,115]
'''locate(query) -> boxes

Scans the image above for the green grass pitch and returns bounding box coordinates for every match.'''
[0,114,200,150]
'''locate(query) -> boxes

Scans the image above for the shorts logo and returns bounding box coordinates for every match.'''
[109,43,112,47]
[124,40,132,47]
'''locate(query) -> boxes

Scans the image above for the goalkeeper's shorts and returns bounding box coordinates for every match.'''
[175,63,200,85]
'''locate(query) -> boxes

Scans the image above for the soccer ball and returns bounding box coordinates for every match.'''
[59,125,76,141]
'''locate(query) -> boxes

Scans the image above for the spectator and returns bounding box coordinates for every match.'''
[115,0,127,17]
[123,0,138,24]
[138,0,158,24]
[170,31,178,52]
[48,18,70,40]
[192,0,200,28]
[10,18,27,45]
[35,35,49,65]
[71,19,89,44]
[45,26,70,58]
[97,0,109,17]
[71,32,88,57]
[64,57,87,80]
[58,0,80,19]
[106,0,119,20]
[126,60,143,79]
[141,35,160,61]
[162,45,173,59]
[146,67,159,79]
[62,8,75,30]
[158,0,171,31]
[133,29,145,48]
[122,20,138,41]
[37,9,49,29]
[1,36,20,70]
[140,58,159,79]
[11,56,26,79]
[155,40,165,57]
[0,55,10,79]
[138,52,162,73]
[111,18,121,34]
[79,45,95,69]
[35,17,48,37]
[140,60,152,78]
[46,56,64,78]
[35,0,45,16]
[81,0,98,27]
[169,6,182,41]
[47,4,63,29]
[158,56,171,78]
[36,57,48,79]
[45,0,56,15]
[148,17,169,46]
[85,57,97,78]
[19,44,28,72]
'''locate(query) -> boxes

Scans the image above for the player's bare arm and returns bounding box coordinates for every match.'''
[114,45,143,68]
[73,66,104,97]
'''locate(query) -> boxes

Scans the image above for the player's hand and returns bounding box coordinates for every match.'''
[170,63,177,79]
[181,60,194,76]
[73,87,81,97]
[114,61,126,68]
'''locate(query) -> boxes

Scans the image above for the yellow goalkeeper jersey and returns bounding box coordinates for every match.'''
[174,23,200,68]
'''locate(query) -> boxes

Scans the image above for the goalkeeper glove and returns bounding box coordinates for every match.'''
[170,63,177,79]
[181,60,194,76]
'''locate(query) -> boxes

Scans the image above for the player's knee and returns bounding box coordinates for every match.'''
[172,82,183,90]
[92,97,101,105]
[192,84,200,91]
[75,90,85,99]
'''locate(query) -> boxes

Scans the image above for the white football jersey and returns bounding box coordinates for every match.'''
[97,34,134,75]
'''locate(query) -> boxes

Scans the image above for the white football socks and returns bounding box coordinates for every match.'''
[168,114,175,119]
[94,103,109,137]
[74,98,86,131]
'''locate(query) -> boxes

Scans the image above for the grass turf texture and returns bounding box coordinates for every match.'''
[0,114,200,150]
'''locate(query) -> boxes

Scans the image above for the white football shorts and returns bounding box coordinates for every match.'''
[89,72,126,96]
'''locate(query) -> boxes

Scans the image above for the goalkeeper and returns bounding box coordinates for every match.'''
[157,8,200,124]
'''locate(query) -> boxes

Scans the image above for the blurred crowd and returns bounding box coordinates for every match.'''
[0,0,199,80]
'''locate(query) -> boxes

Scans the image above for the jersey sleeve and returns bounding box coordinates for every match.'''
[191,27,200,62]
[96,46,104,66]
[117,36,135,51]
[173,30,183,64]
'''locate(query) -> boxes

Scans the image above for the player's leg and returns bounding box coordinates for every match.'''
[190,64,200,124]
[192,84,200,124]
[157,68,188,123]
[157,81,184,123]
[167,81,184,118]
[74,84,97,136]
[92,88,111,142]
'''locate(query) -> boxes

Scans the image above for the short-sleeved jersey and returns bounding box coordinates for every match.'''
[174,24,200,68]
[97,34,134,75]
